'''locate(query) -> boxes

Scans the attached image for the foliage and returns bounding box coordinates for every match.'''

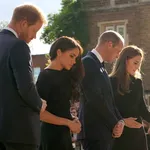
[0,21,8,31]
[45,53,51,66]
[41,0,89,49]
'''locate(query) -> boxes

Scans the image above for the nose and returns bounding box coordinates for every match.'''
[135,65,140,70]
[72,58,76,65]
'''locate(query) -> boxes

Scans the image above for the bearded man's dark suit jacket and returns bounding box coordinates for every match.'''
[0,29,42,148]
[78,51,122,150]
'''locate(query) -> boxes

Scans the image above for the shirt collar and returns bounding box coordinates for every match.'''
[91,49,103,63]
[4,27,18,38]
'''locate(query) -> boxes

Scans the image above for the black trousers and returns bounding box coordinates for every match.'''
[81,138,114,150]
[0,142,39,150]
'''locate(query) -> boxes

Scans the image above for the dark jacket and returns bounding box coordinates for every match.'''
[78,52,122,143]
[0,29,42,145]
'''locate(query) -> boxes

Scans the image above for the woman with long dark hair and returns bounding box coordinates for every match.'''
[36,36,84,150]
[110,45,150,150]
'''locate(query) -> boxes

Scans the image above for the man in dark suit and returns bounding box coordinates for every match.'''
[78,30,125,150]
[0,4,47,150]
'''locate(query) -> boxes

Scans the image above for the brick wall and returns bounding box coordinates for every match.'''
[82,0,110,10]
[32,54,48,70]
[137,5,150,90]
[82,0,141,10]
[115,0,139,5]
[83,1,150,90]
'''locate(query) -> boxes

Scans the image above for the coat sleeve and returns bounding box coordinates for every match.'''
[10,40,42,113]
[36,70,52,101]
[110,77,123,120]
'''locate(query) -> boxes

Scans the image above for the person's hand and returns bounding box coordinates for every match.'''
[73,118,81,125]
[124,117,142,128]
[112,121,124,138]
[67,119,81,134]
[40,99,47,113]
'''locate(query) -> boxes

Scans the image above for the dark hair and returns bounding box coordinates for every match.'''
[110,45,144,95]
[49,36,84,103]
[12,4,46,25]
[98,30,124,47]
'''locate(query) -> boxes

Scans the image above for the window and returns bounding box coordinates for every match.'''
[97,20,128,45]
[33,67,41,82]
[106,25,115,31]
[116,25,126,38]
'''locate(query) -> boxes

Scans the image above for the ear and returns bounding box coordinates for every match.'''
[107,41,113,48]
[57,49,62,57]
[20,19,28,28]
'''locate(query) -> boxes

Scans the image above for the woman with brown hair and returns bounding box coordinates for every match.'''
[110,45,150,150]
[36,36,84,150]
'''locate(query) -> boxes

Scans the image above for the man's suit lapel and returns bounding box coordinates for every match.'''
[88,52,110,86]
[88,51,115,99]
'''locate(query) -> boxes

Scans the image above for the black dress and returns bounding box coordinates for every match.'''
[36,69,74,150]
[110,76,150,150]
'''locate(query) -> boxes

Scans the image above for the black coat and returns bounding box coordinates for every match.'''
[0,29,42,145]
[111,76,149,150]
[78,52,122,144]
